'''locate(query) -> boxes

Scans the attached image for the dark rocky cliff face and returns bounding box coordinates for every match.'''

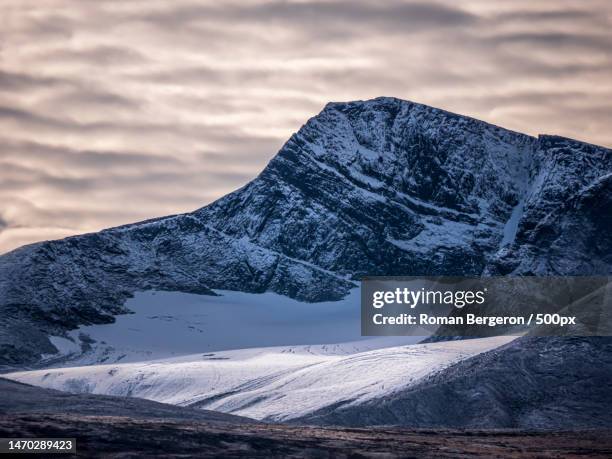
[487,135,612,276]
[1,97,610,365]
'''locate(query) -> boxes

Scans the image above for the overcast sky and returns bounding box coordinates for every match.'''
[1,0,611,253]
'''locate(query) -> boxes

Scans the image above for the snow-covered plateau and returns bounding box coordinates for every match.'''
[6,336,514,422]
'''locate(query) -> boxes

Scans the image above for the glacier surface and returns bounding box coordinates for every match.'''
[6,336,514,422]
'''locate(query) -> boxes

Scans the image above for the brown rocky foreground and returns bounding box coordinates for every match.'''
[1,414,611,458]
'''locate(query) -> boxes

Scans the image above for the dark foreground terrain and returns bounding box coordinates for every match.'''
[1,414,611,458]
[0,377,252,423]
[1,378,611,458]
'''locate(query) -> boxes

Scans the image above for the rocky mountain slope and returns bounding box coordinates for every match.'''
[486,135,612,276]
[1,97,611,365]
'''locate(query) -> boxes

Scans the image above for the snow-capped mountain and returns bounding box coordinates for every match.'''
[1,97,611,365]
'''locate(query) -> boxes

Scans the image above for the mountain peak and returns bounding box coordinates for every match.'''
[321,98,612,153]
[323,96,405,110]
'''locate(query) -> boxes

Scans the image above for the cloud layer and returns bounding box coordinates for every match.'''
[1,0,611,253]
